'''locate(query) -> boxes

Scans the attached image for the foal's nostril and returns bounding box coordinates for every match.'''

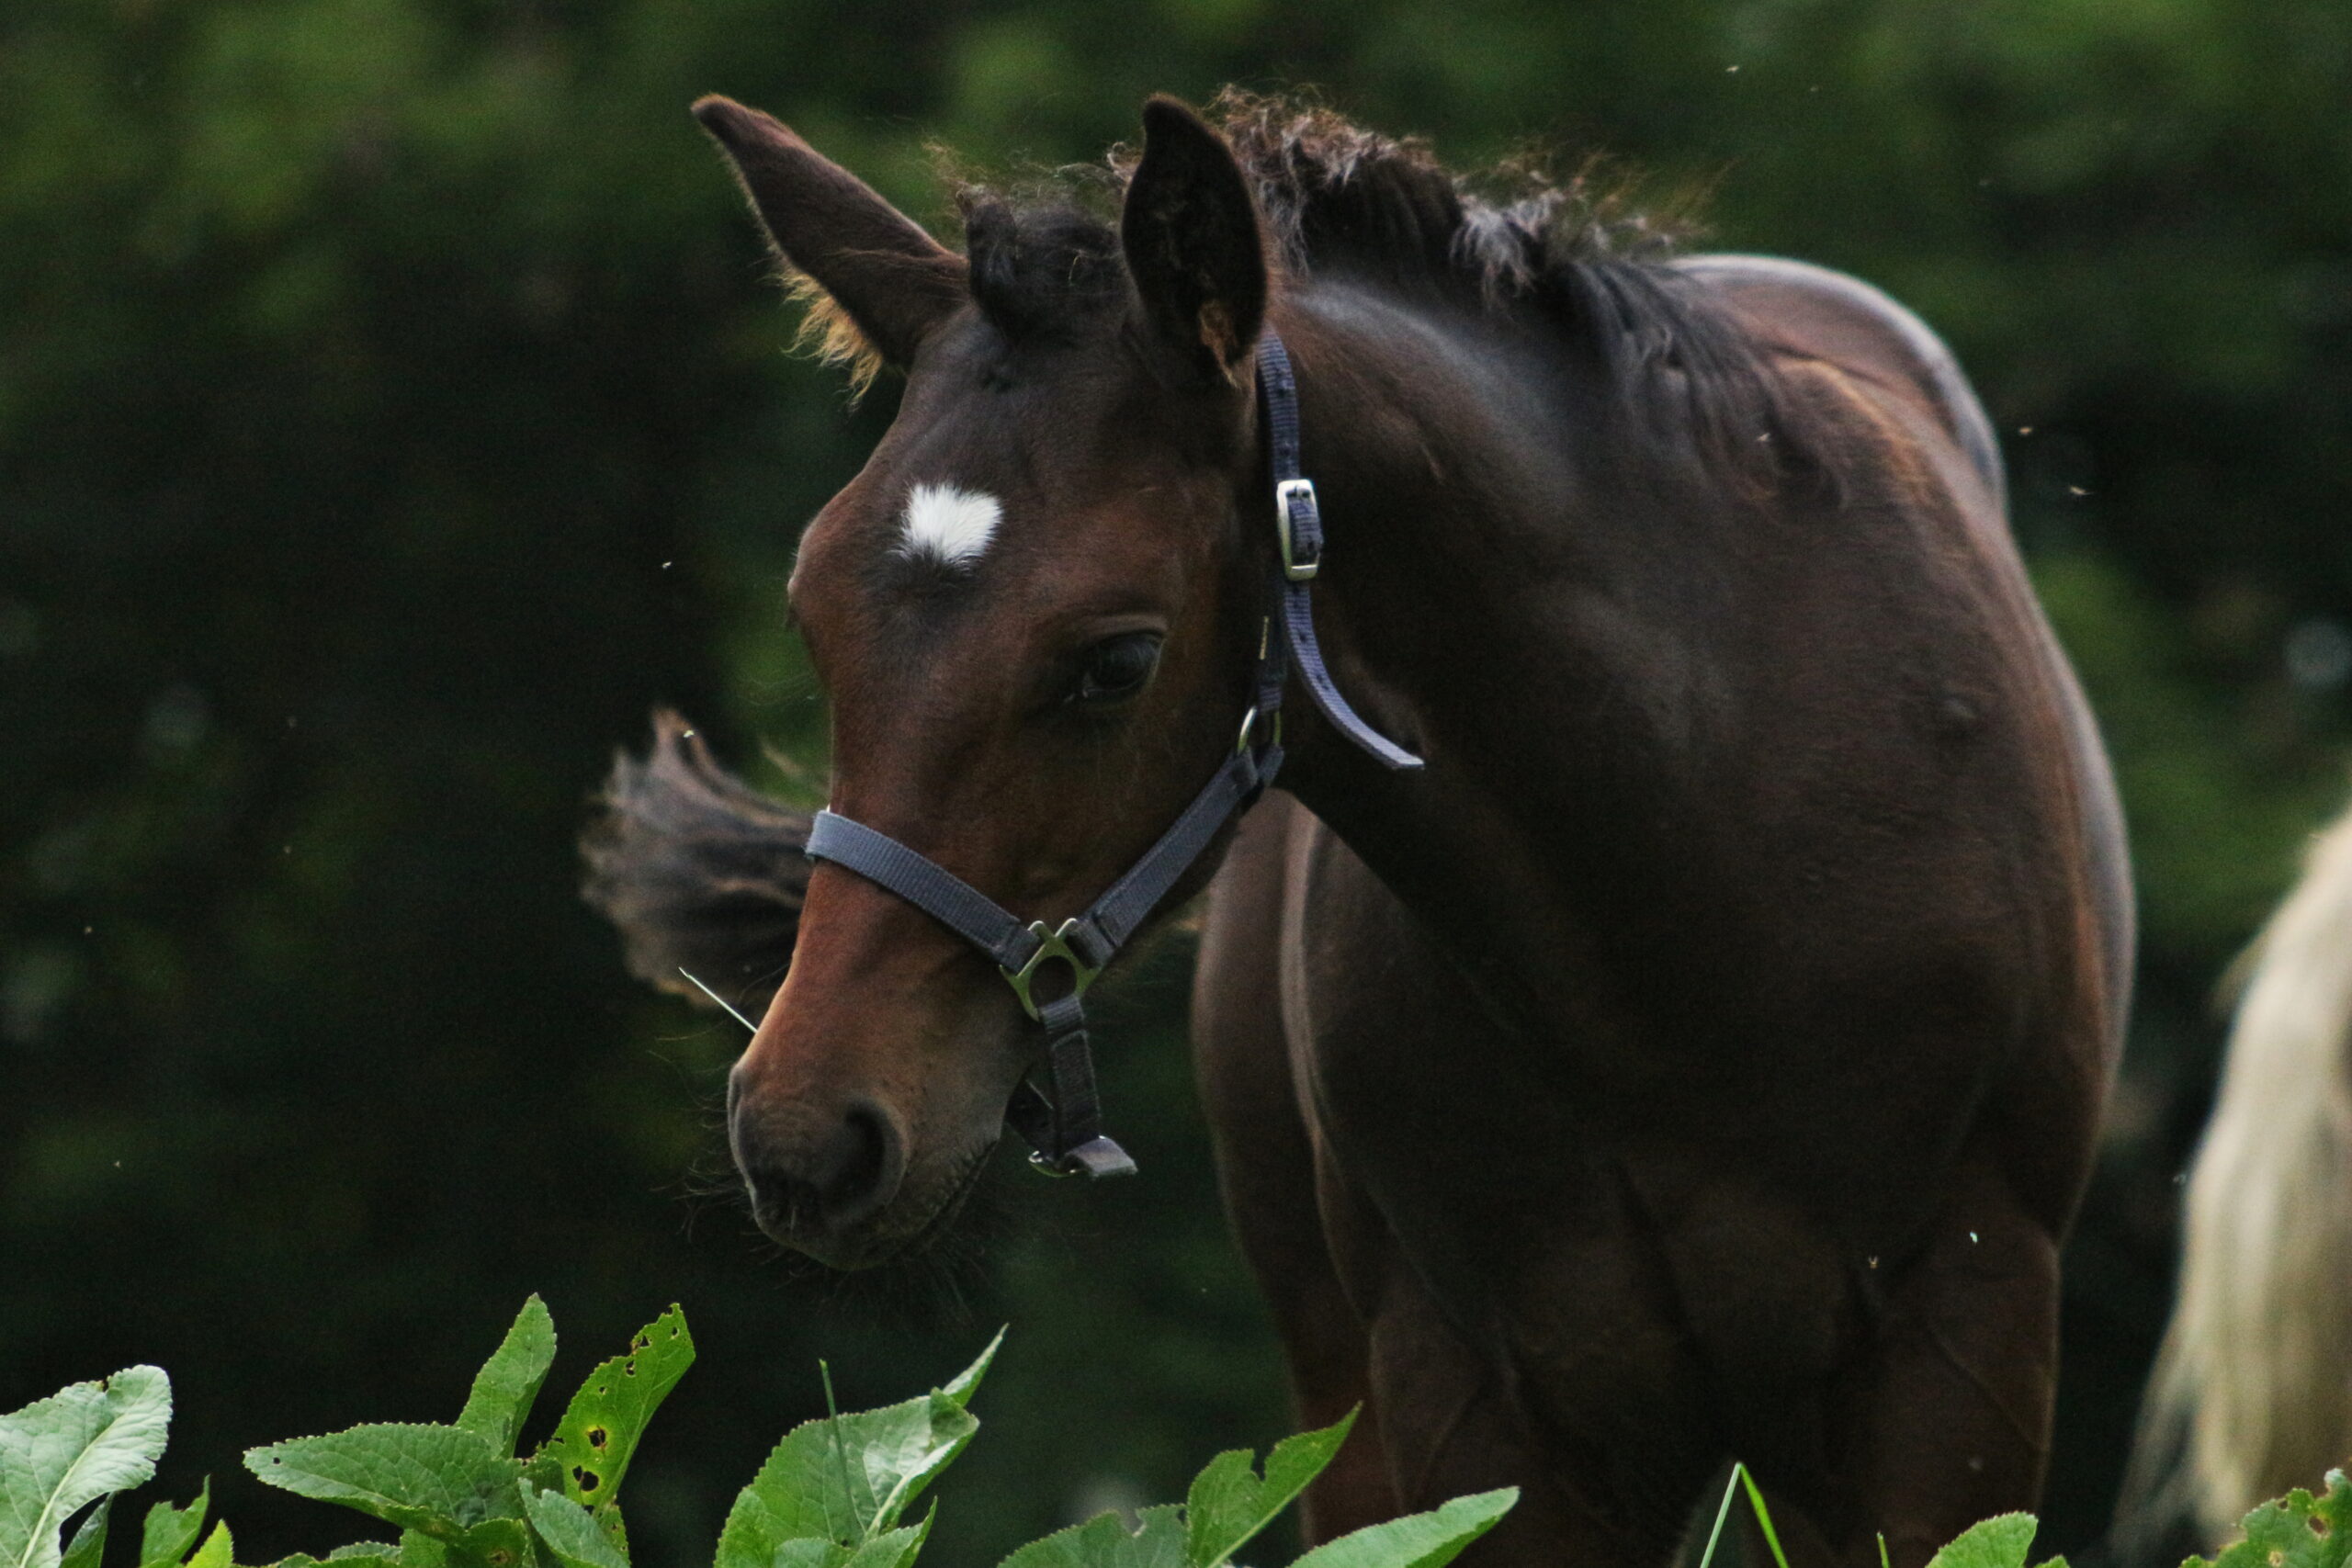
[826,1101,897,1224]
[733,1096,906,1240]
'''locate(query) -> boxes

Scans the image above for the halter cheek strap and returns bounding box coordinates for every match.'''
[805,327,1421,1179]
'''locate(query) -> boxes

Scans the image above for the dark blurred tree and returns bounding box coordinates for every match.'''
[4,0,2347,1562]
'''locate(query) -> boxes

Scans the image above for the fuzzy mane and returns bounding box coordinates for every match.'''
[1152,90,1692,293]
[784,91,1789,468]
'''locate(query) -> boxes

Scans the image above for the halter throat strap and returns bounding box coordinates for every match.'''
[803,326,1420,1179]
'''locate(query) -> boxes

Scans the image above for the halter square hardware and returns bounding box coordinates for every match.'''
[1276,479,1322,581]
[1001,918,1101,1021]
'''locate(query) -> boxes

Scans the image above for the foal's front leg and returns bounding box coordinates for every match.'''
[1193,795,1398,1544]
[1815,1150,2062,1568]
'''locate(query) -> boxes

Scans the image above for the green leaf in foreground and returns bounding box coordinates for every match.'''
[537,1306,693,1514]
[761,1520,929,1568]
[244,1423,526,1538]
[937,1332,1001,1411]
[995,1504,1188,1568]
[718,1393,972,1565]
[0,1364,173,1568]
[1288,1488,1517,1568]
[2193,1471,2352,1568]
[138,1481,209,1568]
[521,1483,628,1568]
[182,1524,230,1568]
[57,1499,107,1568]
[1922,1514,2047,1568]
[458,1298,558,1458]
[716,1334,999,1568]
[1184,1411,1355,1568]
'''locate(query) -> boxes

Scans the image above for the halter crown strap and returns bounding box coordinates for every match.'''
[802,325,1415,1179]
[1257,333,1425,773]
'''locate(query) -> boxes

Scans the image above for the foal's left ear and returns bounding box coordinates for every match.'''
[1121,97,1267,386]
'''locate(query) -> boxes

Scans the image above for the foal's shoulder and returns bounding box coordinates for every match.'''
[1669,254,2006,510]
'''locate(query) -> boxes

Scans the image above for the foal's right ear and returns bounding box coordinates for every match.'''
[693,96,967,376]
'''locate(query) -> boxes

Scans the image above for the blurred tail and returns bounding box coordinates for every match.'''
[581,710,810,1022]
[2115,798,2352,1555]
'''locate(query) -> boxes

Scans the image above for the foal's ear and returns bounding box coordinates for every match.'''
[1121,96,1267,385]
[693,96,967,376]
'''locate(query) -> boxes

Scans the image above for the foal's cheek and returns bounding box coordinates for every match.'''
[902,986,1038,1142]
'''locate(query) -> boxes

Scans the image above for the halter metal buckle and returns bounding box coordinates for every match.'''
[1001,918,1100,1021]
[1275,479,1321,581]
[1235,705,1280,755]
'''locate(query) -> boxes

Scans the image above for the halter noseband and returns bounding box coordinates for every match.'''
[802,329,1422,1179]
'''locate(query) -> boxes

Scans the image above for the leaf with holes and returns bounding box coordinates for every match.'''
[1183,1410,1354,1568]
[537,1305,693,1524]
[458,1299,558,1459]
[244,1424,526,1539]
[1286,1488,1517,1568]
[0,1364,172,1568]
[2192,1471,2352,1568]
[138,1482,209,1568]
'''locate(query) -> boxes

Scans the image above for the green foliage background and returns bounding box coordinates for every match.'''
[4,1,2347,1562]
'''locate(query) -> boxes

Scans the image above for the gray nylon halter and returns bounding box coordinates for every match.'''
[804,329,1421,1178]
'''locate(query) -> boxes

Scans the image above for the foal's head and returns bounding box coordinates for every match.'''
[695,96,1277,1266]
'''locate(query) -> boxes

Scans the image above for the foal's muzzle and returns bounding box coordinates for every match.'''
[726,1073,908,1259]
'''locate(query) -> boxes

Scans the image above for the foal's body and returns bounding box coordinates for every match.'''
[1193,258,2130,1562]
[600,93,2132,1568]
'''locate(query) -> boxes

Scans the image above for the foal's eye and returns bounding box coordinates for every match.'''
[1072,633,1163,705]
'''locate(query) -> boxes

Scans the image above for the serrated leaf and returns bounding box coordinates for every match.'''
[843,1519,929,1568]
[1288,1488,1516,1568]
[1184,1412,1355,1568]
[1923,1515,2038,1568]
[244,1425,526,1539]
[521,1483,626,1568]
[396,1529,447,1568]
[996,1505,1187,1568]
[141,1483,209,1568]
[185,1523,231,1568]
[458,1301,558,1459]
[938,1334,1002,1413]
[443,1517,533,1568]
[254,1543,404,1568]
[715,1337,994,1565]
[713,1495,779,1568]
[59,1500,107,1568]
[718,1393,972,1562]
[1,1365,174,1568]
[537,1308,692,1515]
[759,1522,930,1568]
[2195,1472,2352,1568]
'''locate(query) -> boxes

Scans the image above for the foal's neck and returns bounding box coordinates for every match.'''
[1266,282,1732,1022]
